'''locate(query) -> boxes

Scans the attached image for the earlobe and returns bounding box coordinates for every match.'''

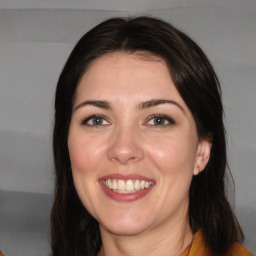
[193,139,212,176]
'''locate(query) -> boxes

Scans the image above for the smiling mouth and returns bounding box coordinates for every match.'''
[102,179,154,193]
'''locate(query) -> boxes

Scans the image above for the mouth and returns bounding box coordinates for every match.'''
[102,179,154,193]
[99,174,155,202]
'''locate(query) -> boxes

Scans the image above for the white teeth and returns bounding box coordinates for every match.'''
[117,180,125,190]
[106,179,111,189]
[112,179,117,190]
[134,180,140,190]
[126,180,134,191]
[141,180,145,189]
[104,179,154,192]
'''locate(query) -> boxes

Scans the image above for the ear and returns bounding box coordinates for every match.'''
[193,138,212,176]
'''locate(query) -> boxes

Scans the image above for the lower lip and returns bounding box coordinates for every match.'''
[99,181,154,202]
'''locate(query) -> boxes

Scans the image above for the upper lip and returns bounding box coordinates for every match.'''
[99,173,155,182]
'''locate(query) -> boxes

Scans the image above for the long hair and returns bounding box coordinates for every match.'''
[51,16,243,256]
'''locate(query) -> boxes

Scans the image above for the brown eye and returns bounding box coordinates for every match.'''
[147,114,175,126]
[153,117,167,125]
[82,115,110,126]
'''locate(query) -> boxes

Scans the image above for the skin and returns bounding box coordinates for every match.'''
[68,52,211,256]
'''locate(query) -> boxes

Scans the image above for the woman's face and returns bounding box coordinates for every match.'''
[68,52,211,236]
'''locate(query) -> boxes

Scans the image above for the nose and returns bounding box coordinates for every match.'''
[107,127,144,165]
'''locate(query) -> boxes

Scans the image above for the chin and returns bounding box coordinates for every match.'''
[99,214,152,236]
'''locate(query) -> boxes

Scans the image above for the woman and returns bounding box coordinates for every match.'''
[51,16,252,256]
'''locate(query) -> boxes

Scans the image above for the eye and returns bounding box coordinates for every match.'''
[81,115,110,126]
[146,114,175,127]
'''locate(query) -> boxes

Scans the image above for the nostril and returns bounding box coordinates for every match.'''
[107,129,144,164]
[107,144,144,164]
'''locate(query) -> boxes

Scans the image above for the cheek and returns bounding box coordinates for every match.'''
[68,133,106,217]
[146,134,198,175]
[68,133,106,173]
[144,135,197,221]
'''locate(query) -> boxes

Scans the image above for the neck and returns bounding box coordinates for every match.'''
[98,213,193,256]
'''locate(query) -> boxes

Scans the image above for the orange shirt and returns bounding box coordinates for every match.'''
[1,232,251,256]
[181,230,252,256]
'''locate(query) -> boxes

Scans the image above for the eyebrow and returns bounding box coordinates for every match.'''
[73,100,111,111]
[73,99,185,113]
[139,99,185,113]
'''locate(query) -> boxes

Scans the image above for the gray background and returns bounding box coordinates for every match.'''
[0,0,255,255]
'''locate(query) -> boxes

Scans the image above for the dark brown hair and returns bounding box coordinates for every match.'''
[51,16,243,256]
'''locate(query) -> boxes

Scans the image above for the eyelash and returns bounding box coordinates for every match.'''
[146,114,175,127]
[81,114,175,127]
[81,115,109,127]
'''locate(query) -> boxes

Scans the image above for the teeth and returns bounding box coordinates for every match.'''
[134,180,140,190]
[117,180,125,190]
[104,179,154,193]
[106,179,112,189]
[112,179,117,190]
[126,180,134,191]
[141,180,145,189]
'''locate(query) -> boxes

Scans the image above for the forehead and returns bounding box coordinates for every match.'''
[82,52,170,82]
[74,52,184,107]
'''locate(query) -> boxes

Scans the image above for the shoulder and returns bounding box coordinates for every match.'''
[181,230,253,256]
[226,242,253,256]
